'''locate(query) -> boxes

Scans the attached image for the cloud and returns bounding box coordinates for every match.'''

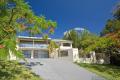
[74,27,85,31]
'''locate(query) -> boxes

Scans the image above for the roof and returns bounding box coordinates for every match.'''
[17,36,51,40]
[17,36,72,43]
[53,39,72,43]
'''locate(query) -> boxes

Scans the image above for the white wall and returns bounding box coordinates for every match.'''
[73,48,79,62]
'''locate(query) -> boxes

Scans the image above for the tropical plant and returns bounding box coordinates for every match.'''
[48,40,58,57]
[63,28,97,51]
[64,30,79,48]
[0,60,42,80]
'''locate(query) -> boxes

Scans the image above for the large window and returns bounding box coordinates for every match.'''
[22,50,31,58]
[63,43,71,47]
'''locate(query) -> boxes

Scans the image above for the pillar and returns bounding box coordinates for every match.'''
[31,50,34,59]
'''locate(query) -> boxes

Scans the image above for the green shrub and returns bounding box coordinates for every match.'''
[0,60,42,80]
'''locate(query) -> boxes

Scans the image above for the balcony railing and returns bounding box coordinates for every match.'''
[19,43,48,48]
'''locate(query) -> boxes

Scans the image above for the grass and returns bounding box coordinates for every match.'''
[77,63,120,80]
[0,60,42,80]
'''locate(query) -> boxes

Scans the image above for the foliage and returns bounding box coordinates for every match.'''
[64,30,79,48]
[78,63,120,80]
[48,40,58,54]
[0,60,42,80]
[63,29,91,49]
[84,37,116,53]
[101,3,120,38]
[99,3,120,65]
[64,29,99,56]
[80,34,98,51]
[0,0,57,59]
[101,19,120,36]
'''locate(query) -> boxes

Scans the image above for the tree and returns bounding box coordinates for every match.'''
[64,30,79,48]
[100,3,120,65]
[48,41,58,58]
[101,3,120,39]
[0,0,57,59]
[63,28,99,58]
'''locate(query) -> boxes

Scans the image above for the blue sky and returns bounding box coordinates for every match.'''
[26,0,118,38]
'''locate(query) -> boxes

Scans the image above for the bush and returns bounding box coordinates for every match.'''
[0,60,42,80]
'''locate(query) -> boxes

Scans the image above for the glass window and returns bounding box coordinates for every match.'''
[60,50,68,57]
[63,43,71,47]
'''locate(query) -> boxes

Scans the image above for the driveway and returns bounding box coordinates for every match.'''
[25,59,104,80]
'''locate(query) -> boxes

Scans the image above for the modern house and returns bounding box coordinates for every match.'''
[14,36,78,61]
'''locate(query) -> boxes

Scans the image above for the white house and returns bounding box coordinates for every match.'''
[10,36,79,61]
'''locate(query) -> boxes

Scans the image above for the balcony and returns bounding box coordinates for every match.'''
[19,43,48,49]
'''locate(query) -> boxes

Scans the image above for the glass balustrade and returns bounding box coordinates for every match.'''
[19,43,48,48]
[19,43,33,47]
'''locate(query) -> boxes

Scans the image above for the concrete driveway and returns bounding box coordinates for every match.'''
[25,59,104,80]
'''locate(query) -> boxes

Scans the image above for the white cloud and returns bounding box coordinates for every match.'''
[74,27,85,31]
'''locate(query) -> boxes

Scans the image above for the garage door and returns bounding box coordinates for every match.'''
[33,50,49,58]
[22,50,31,58]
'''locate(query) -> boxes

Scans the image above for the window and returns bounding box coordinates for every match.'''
[63,43,71,47]
[60,50,68,57]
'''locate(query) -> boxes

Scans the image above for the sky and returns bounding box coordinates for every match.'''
[26,0,119,38]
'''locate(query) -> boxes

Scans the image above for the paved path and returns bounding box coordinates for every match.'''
[26,59,104,80]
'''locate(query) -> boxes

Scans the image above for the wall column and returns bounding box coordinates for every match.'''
[31,50,34,59]
[70,43,72,48]
[31,39,34,59]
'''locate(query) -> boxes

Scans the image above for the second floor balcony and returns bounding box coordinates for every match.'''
[19,43,49,49]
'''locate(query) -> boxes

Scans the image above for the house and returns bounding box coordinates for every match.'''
[10,36,79,61]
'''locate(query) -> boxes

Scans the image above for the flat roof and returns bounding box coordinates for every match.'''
[17,36,51,40]
[17,36,72,43]
[53,39,72,43]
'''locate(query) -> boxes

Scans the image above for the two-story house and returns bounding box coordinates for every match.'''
[16,36,74,60]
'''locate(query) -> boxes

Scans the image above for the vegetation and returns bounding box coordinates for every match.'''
[63,29,93,49]
[72,2,120,80]
[0,0,57,79]
[78,63,120,80]
[48,40,58,57]
[0,60,42,80]
[64,2,120,65]
[63,28,99,57]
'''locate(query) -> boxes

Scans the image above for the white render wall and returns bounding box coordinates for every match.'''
[73,48,79,62]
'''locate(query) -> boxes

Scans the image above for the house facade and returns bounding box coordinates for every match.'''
[15,36,77,61]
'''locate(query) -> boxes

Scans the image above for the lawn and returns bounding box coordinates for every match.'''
[77,63,120,80]
[0,60,42,80]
